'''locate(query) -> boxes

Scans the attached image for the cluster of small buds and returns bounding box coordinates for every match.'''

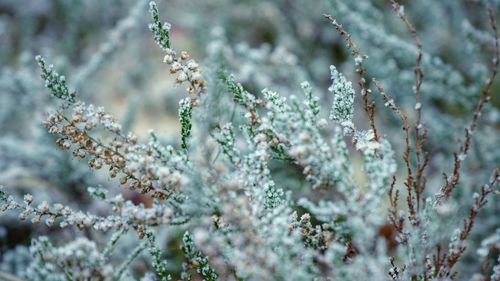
[289,212,334,250]
[43,102,186,200]
[1,186,183,233]
[120,200,181,226]
[149,1,205,102]
[1,189,102,229]
[26,236,115,280]
[163,48,205,100]
[202,215,224,233]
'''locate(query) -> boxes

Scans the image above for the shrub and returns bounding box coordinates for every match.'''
[0,0,499,280]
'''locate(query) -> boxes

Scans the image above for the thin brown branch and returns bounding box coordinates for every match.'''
[434,168,499,278]
[389,0,429,213]
[436,4,500,204]
[324,14,379,142]
[388,176,405,240]
[373,80,417,223]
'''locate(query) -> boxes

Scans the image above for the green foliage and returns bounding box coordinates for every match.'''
[218,71,249,106]
[181,232,219,281]
[35,55,75,103]
[146,231,172,281]
[179,98,193,150]
[148,1,171,50]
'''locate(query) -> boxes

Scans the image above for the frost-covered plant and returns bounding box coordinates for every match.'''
[0,1,499,281]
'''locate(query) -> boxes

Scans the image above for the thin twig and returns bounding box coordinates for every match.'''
[436,4,499,204]
[389,0,429,212]
[324,14,380,142]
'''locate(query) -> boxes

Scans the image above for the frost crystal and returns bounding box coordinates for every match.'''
[328,65,355,127]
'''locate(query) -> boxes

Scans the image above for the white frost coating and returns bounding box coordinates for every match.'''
[328,65,355,126]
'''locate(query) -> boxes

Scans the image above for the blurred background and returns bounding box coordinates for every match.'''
[0,0,499,279]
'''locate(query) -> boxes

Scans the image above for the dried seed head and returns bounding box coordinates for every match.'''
[94,160,103,169]
[170,62,182,73]
[180,51,189,60]
[84,122,94,131]
[187,60,199,70]
[176,72,188,83]
[163,54,173,64]
[120,177,128,185]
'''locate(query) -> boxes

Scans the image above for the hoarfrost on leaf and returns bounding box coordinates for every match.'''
[328,65,355,126]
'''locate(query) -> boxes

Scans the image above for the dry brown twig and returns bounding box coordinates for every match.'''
[389,0,430,217]
[324,14,379,142]
[436,4,499,204]
[325,4,429,226]
[373,80,418,224]
[432,168,499,278]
